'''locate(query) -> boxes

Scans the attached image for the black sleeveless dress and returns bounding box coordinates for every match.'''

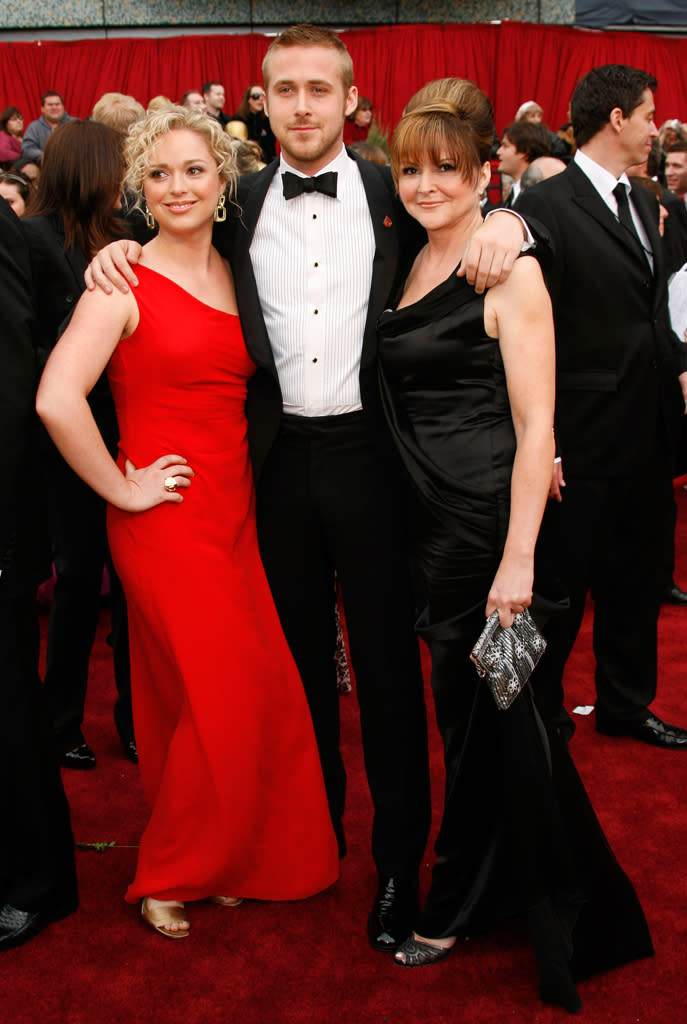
[378,270,652,994]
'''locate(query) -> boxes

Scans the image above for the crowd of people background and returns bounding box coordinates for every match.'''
[2,21,687,1017]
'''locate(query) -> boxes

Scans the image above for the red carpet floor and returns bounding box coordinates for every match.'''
[2,486,687,1023]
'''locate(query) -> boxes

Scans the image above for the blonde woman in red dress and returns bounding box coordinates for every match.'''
[37,107,338,939]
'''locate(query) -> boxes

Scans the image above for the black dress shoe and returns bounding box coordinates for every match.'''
[0,905,52,952]
[663,583,687,606]
[123,739,138,764]
[596,711,687,749]
[368,876,418,952]
[60,743,96,769]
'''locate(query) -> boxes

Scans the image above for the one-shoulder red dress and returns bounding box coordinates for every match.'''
[106,264,339,904]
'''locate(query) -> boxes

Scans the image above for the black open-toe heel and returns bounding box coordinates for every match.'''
[394,936,454,967]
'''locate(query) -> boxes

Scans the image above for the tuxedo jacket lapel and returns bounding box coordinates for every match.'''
[568,163,645,267]
[231,161,280,373]
[630,183,672,313]
[349,150,399,372]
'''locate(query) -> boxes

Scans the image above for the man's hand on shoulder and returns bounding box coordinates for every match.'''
[458,210,526,294]
[85,240,142,294]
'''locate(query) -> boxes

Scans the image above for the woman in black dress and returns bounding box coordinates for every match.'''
[378,80,653,1013]
[22,119,136,766]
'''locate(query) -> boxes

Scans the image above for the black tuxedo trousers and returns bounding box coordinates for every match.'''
[226,154,432,877]
[255,411,431,876]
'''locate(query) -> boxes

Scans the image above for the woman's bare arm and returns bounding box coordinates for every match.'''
[483,256,556,626]
[36,286,193,510]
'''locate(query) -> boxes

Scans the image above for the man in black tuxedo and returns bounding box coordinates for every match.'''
[0,197,78,950]
[517,64,687,749]
[86,25,533,950]
[226,25,543,950]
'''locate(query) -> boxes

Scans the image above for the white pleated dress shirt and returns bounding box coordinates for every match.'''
[250,145,376,416]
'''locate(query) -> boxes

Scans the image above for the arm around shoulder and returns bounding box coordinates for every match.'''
[84,239,143,293]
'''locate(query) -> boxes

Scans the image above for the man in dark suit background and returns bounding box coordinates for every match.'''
[517,64,687,749]
[0,196,78,950]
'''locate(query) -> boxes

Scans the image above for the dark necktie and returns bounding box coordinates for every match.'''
[613,182,643,251]
[282,170,338,201]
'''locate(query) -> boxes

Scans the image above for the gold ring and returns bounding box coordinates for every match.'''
[164,476,178,493]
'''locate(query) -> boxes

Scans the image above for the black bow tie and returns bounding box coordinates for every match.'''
[282,171,338,200]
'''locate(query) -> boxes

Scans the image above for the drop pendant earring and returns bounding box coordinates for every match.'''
[144,203,155,230]
[214,194,226,223]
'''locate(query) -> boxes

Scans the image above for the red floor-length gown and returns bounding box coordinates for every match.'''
[106,264,339,903]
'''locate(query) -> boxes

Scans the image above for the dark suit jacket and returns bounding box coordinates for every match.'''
[0,199,47,594]
[20,215,87,365]
[217,150,422,479]
[517,160,687,479]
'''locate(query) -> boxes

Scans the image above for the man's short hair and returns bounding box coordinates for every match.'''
[201,81,223,96]
[181,90,202,106]
[666,141,687,154]
[502,120,550,164]
[262,23,354,92]
[41,91,64,105]
[571,64,657,149]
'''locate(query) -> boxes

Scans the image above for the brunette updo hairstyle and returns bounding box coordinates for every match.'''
[391,78,494,189]
[393,77,495,188]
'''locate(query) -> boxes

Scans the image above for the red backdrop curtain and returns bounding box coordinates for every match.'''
[2,22,687,135]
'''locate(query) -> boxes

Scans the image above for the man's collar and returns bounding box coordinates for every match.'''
[575,148,630,200]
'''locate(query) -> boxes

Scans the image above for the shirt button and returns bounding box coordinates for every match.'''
[312,358,318,363]
[314,309,318,314]
[314,262,319,267]
[312,214,317,220]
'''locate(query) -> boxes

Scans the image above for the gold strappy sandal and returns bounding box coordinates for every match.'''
[140,898,190,939]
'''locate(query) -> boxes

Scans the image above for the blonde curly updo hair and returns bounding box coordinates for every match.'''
[124,106,237,210]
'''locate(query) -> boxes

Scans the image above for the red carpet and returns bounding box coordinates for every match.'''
[2,486,687,1023]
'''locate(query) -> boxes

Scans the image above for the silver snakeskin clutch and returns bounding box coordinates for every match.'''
[469,608,547,710]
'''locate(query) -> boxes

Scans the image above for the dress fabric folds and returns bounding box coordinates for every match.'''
[377,270,653,979]
[106,265,339,904]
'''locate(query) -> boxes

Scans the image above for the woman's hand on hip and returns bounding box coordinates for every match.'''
[122,455,194,511]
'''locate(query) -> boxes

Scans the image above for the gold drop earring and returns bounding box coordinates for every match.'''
[214,194,226,223]
[144,203,155,230]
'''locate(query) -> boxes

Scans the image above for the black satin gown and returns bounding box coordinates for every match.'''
[378,270,653,998]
